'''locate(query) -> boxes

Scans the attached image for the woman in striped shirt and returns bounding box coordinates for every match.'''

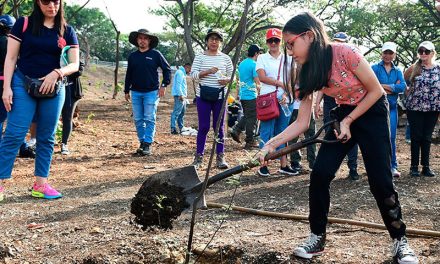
[190,29,233,169]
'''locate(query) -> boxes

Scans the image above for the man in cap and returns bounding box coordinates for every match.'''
[125,29,171,156]
[371,42,407,178]
[230,44,262,149]
[333,32,348,43]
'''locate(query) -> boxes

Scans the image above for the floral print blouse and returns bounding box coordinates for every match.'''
[322,44,366,105]
[405,64,440,112]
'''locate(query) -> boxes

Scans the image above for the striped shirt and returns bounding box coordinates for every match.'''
[191,52,233,98]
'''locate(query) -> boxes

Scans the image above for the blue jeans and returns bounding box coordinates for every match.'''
[170,96,186,131]
[0,70,65,179]
[389,103,398,169]
[131,90,160,144]
[259,103,293,150]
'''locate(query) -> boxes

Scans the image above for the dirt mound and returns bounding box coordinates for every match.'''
[130,179,189,230]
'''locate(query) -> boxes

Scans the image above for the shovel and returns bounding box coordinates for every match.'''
[132,119,341,220]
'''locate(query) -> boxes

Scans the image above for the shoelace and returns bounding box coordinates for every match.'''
[302,234,320,248]
[393,238,414,257]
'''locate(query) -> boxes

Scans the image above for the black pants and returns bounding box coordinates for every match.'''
[61,84,80,144]
[233,99,257,143]
[289,109,316,168]
[407,110,439,167]
[323,95,358,170]
[310,96,406,239]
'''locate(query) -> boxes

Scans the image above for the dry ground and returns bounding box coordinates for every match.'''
[0,66,439,264]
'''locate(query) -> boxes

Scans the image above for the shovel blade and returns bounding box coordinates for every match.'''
[139,165,205,209]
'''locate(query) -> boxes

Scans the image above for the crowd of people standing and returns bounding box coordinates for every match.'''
[0,3,438,263]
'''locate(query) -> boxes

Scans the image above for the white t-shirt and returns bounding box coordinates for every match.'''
[256,52,292,100]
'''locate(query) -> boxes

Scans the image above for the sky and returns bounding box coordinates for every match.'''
[65,0,168,34]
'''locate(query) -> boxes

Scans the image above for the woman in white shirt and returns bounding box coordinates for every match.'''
[256,28,297,177]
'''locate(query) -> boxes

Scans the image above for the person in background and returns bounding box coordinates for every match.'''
[190,29,232,169]
[0,0,80,201]
[170,63,191,135]
[260,12,418,263]
[255,28,297,177]
[404,41,439,177]
[230,44,262,150]
[125,28,171,156]
[289,65,316,173]
[371,42,407,178]
[314,31,360,181]
[60,61,84,154]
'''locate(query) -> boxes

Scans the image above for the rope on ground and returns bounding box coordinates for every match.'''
[207,202,440,238]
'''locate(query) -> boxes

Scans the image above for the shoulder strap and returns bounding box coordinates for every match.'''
[23,16,28,33]
[275,55,283,90]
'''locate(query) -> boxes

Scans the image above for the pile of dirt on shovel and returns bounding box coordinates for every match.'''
[130,180,189,230]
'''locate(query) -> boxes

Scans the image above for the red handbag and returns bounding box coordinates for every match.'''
[256,90,279,121]
[256,56,283,121]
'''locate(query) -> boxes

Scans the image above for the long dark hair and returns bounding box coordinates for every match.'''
[30,0,66,37]
[282,12,332,100]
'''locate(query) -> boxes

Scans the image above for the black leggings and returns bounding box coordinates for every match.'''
[61,84,80,144]
[407,110,439,167]
[309,96,406,239]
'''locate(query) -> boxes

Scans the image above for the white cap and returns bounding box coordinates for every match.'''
[381,42,397,53]
[418,41,435,51]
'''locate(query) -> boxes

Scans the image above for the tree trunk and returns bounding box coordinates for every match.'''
[112,31,121,99]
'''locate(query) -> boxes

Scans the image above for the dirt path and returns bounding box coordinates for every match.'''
[0,67,439,263]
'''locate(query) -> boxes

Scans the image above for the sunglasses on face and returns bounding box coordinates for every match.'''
[418,48,431,55]
[266,38,281,44]
[40,0,60,5]
[285,32,306,50]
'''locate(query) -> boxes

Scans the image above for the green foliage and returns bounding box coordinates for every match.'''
[55,122,63,144]
[85,113,95,124]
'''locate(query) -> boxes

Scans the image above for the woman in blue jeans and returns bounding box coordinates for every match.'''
[0,0,79,201]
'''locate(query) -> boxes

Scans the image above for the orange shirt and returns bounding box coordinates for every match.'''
[322,44,366,105]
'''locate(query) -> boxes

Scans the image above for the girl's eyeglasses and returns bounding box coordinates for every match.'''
[40,0,60,5]
[418,48,431,55]
[266,38,281,44]
[285,32,306,50]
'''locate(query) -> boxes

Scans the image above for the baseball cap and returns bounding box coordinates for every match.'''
[248,44,263,57]
[418,41,435,51]
[205,29,223,42]
[381,42,397,53]
[333,32,348,42]
[266,28,282,40]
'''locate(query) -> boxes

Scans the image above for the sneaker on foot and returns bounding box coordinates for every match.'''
[405,139,411,144]
[171,129,179,135]
[244,141,259,150]
[409,166,420,177]
[216,153,229,169]
[136,142,144,155]
[258,166,271,177]
[392,236,418,264]
[392,168,401,178]
[0,186,5,202]
[31,183,62,199]
[293,233,326,259]
[421,166,435,177]
[349,169,360,181]
[19,146,36,158]
[279,166,299,176]
[61,143,70,155]
[142,142,152,156]
[192,154,203,168]
[291,163,303,173]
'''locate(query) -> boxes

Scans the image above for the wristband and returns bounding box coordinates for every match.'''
[53,69,64,78]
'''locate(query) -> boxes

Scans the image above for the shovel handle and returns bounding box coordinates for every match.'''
[186,120,341,193]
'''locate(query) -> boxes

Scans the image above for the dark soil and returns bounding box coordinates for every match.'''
[131,180,188,230]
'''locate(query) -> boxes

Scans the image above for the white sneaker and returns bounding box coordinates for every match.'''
[61,144,70,155]
[392,236,418,264]
[392,168,401,178]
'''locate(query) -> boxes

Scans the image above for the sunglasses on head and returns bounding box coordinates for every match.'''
[266,38,281,44]
[418,48,431,55]
[40,0,60,5]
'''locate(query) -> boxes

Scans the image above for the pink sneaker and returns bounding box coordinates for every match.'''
[0,186,5,202]
[31,183,62,199]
